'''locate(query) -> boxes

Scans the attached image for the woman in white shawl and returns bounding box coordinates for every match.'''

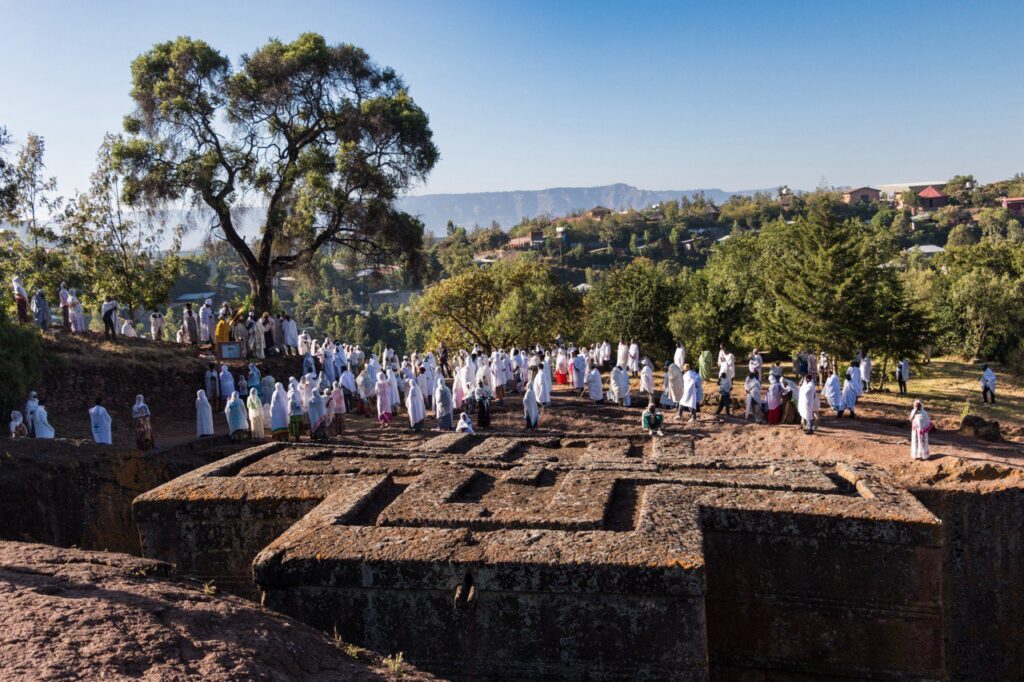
[823,369,844,416]
[609,365,631,407]
[9,411,27,437]
[533,362,552,406]
[678,365,703,423]
[224,391,250,441]
[330,381,346,435]
[270,382,289,440]
[386,368,402,414]
[743,373,763,423]
[196,389,214,437]
[405,379,426,431]
[132,395,154,450]
[797,375,820,434]
[523,385,540,430]
[666,363,685,407]
[308,390,327,440]
[375,374,393,428]
[247,388,265,438]
[842,366,859,418]
[455,412,475,433]
[68,288,86,332]
[909,400,932,461]
[434,376,454,431]
[33,401,55,439]
[586,367,604,403]
[639,359,655,404]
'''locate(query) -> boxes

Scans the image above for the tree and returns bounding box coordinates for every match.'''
[416,259,579,351]
[0,127,18,218]
[114,33,438,313]
[943,174,977,206]
[64,137,182,319]
[6,133,62,269]
[584,258,679,361]
[943,270,1024,359]
[761,195,917,359]
[947,223,980,247]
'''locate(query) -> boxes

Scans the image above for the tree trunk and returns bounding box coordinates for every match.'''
[250,268,274,316]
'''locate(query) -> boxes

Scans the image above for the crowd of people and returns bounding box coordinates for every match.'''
[6,279,1005,463]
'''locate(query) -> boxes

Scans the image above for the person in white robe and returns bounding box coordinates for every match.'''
[666,363,685,408]
[616,341,629,371]
[247,388,265,438]
[678,365,703,422]
[455,412,475,433]
[199,299,214,344]
[33,402,55,439]
[859,354,872,393]
[196,389,215,437]
[848,361,863,397]
[406,379,426,431]
[909,400,932,461]
[150,310,165,341]
[586,367,604,402]
[68,289,86,332]
[375,375,393,428]
[329,382,346,435]
[434,377,454,430]
[981,365,997,404]
[523,386,540,429]
[748,350,763,382]
[386,368,401,412]
[744,373,763,423]
[120,319,136,338]
[674,344,686,371]
[609,365,630,407]
[533,362,552,406]
[218,365,235,400]
[269,383,289,439]
[24,391,39,438]
[627,341,640,377]
[571,351,586,390]
[842,367,859,418]
[307,390,327,440]
[823,370,844,416]
[417,367,433,411]
[89,398,113,445]
[797,375,820,434]
[639,359,656,405]
[225,391,250,440]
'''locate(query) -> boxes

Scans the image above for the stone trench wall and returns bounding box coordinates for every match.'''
[0,438,238,555]
[908,480,1024,681]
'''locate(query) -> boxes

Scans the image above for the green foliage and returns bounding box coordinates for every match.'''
[417,258,580,351]
[584,258,679,360]
[63,137,182,318]
[0,320,42,418]
[114,33,438,311]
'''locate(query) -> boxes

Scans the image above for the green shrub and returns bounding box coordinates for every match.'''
[0,321,42,418]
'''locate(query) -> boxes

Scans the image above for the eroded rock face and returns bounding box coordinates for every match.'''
[0,541,434,681]
[958,414,1003,442]
[135,434,945,680]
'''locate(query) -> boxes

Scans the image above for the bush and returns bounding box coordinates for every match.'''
[0,321,43,418]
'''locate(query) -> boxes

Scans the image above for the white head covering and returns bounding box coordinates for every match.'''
[9,410,23,434]
[132,395,150,418]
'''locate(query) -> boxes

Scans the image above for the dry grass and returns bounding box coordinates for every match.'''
[859,357,1024,429]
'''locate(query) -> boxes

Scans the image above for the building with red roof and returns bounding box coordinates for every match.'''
[917,186,948,210]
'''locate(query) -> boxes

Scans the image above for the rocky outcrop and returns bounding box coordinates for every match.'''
[958,414,1003,442]
[0,438,239,554]
[0,541,434,680]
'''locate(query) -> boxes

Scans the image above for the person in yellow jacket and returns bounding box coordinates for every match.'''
[214,314,231,352]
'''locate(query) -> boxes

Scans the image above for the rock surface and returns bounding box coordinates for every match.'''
[958,413,1003,442]
[0,541,435,681]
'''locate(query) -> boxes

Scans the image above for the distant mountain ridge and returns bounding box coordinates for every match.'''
[398,182,773,235]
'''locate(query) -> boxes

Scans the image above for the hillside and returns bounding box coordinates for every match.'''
[398,183,771,235]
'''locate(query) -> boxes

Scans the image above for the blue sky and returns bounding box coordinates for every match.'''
[1,0,1022,197]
